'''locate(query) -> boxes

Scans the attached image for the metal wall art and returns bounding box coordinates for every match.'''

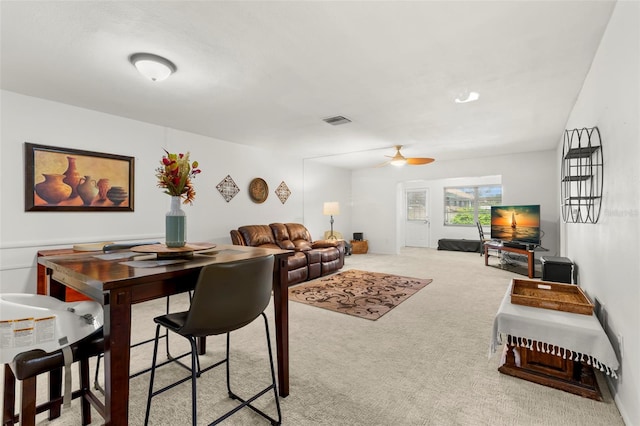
[216,175,240,202]
[25,142,135,212]
[275,181,291,204]
[561,127,603,224]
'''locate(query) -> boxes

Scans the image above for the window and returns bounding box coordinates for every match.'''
[444,185,502,226]
[406,190,427,221]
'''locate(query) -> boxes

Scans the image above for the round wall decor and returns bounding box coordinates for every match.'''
[249,178,269,203]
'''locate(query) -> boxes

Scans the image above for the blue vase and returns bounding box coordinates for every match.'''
[166,196,186,248]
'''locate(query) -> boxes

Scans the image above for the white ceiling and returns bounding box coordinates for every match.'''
[0,1,616,169]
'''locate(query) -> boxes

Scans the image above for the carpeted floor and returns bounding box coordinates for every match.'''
[289,269,432,320]
[5,248,625,425]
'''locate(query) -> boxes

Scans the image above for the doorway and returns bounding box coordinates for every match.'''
[405,188,430,247]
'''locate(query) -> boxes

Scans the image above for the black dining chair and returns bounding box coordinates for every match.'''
[476,221,490,256]
[144,255,281,426]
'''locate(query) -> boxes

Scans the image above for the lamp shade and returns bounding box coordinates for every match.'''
[323,202,340,216]
[130,53,177,82]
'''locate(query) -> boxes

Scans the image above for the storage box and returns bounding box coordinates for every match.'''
[541,256,574,284]
[510,278,593,315]
[350,240,368,254]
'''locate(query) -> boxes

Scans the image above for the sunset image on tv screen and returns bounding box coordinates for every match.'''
[490,205,541,243]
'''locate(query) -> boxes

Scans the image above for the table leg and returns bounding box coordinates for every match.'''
[273,255,290,397]
[484,245,489,266]
[3,364,16,425]
[104,290,133,425]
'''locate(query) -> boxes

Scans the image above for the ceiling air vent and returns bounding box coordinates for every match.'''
[323,115,352,126]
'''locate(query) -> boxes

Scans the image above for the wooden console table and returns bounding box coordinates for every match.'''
[490,281,619,400]
[484,242,535,278]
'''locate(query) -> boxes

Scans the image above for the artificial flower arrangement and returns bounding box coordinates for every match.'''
[156,149,201,204]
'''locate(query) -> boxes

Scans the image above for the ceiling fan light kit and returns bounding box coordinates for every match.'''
[384,145,434,167]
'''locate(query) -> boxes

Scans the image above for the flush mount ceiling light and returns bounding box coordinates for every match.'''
[455,91,480,103]
[129,53,177,82]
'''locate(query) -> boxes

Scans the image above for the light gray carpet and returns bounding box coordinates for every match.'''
[6,248,624,425]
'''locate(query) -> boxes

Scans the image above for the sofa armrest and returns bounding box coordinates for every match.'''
[230,230,245,246]
[312,240,338,249]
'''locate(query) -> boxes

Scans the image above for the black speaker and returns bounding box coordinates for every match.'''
[541,256,574,284]
[353,232,363,241]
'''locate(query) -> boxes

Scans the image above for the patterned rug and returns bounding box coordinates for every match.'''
[288,269,432,320]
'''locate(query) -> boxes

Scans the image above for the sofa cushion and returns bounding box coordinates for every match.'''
[292,240,312,252]
[269,223,296,250]
[238,225,276,247]
[317,247,340,262]
[285,223,312,242]
[305,250,321,264]
[288,252,308,269]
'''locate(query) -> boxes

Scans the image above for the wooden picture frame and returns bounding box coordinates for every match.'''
[25,142,135,212]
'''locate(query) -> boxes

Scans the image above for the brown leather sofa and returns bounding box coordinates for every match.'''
[230,223,345,286]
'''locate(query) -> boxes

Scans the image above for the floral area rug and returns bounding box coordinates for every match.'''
[288,269,432,320]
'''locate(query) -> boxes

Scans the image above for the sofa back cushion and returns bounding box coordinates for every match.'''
[269,223,296,250]
[285,223,313,251]
[237,225,278,248]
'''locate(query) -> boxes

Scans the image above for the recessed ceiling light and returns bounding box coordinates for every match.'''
[129,53,177,82]
[455,91,480,103]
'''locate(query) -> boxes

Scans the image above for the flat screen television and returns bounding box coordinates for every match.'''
[490,205,541,245]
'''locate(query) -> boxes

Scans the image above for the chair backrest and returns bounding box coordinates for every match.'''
[476,221,485,240]
[180,255,274,337]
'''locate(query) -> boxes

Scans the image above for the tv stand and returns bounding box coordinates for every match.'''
[484,242,535,278]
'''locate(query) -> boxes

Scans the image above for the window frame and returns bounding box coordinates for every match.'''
[443,184,502,226]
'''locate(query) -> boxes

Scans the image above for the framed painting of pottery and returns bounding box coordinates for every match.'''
[24,143,135,212]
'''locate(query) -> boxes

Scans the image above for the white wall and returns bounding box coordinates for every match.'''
[0,91,307,293]
[351,150,559,255]
[560,2,639,424]
[302,160,352,241]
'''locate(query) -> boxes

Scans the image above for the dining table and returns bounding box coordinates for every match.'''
[37,243,292,426]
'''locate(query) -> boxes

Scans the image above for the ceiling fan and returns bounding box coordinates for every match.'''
[381,145,435,167]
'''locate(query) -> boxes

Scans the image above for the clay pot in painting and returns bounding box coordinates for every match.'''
[34,174,72,205]
[63,156,81,198]
[97,178,111,201]
[77,176,98,206]
[106,186,128,206]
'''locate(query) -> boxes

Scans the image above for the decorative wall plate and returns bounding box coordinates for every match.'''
[249,178,269,203]
[275,181,291,204]
[216,175,240,202]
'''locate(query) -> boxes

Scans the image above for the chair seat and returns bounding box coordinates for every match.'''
[154,311,188,332]
[11,330,104,380]
[3,329,105,426]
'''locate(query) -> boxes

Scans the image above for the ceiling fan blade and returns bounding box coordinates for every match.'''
[374,160,391,168]
[407,157,435,165]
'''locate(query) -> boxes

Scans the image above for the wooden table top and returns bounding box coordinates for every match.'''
[38,244,291,298]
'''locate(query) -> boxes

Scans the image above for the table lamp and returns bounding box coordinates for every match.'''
[323,202,340,240]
